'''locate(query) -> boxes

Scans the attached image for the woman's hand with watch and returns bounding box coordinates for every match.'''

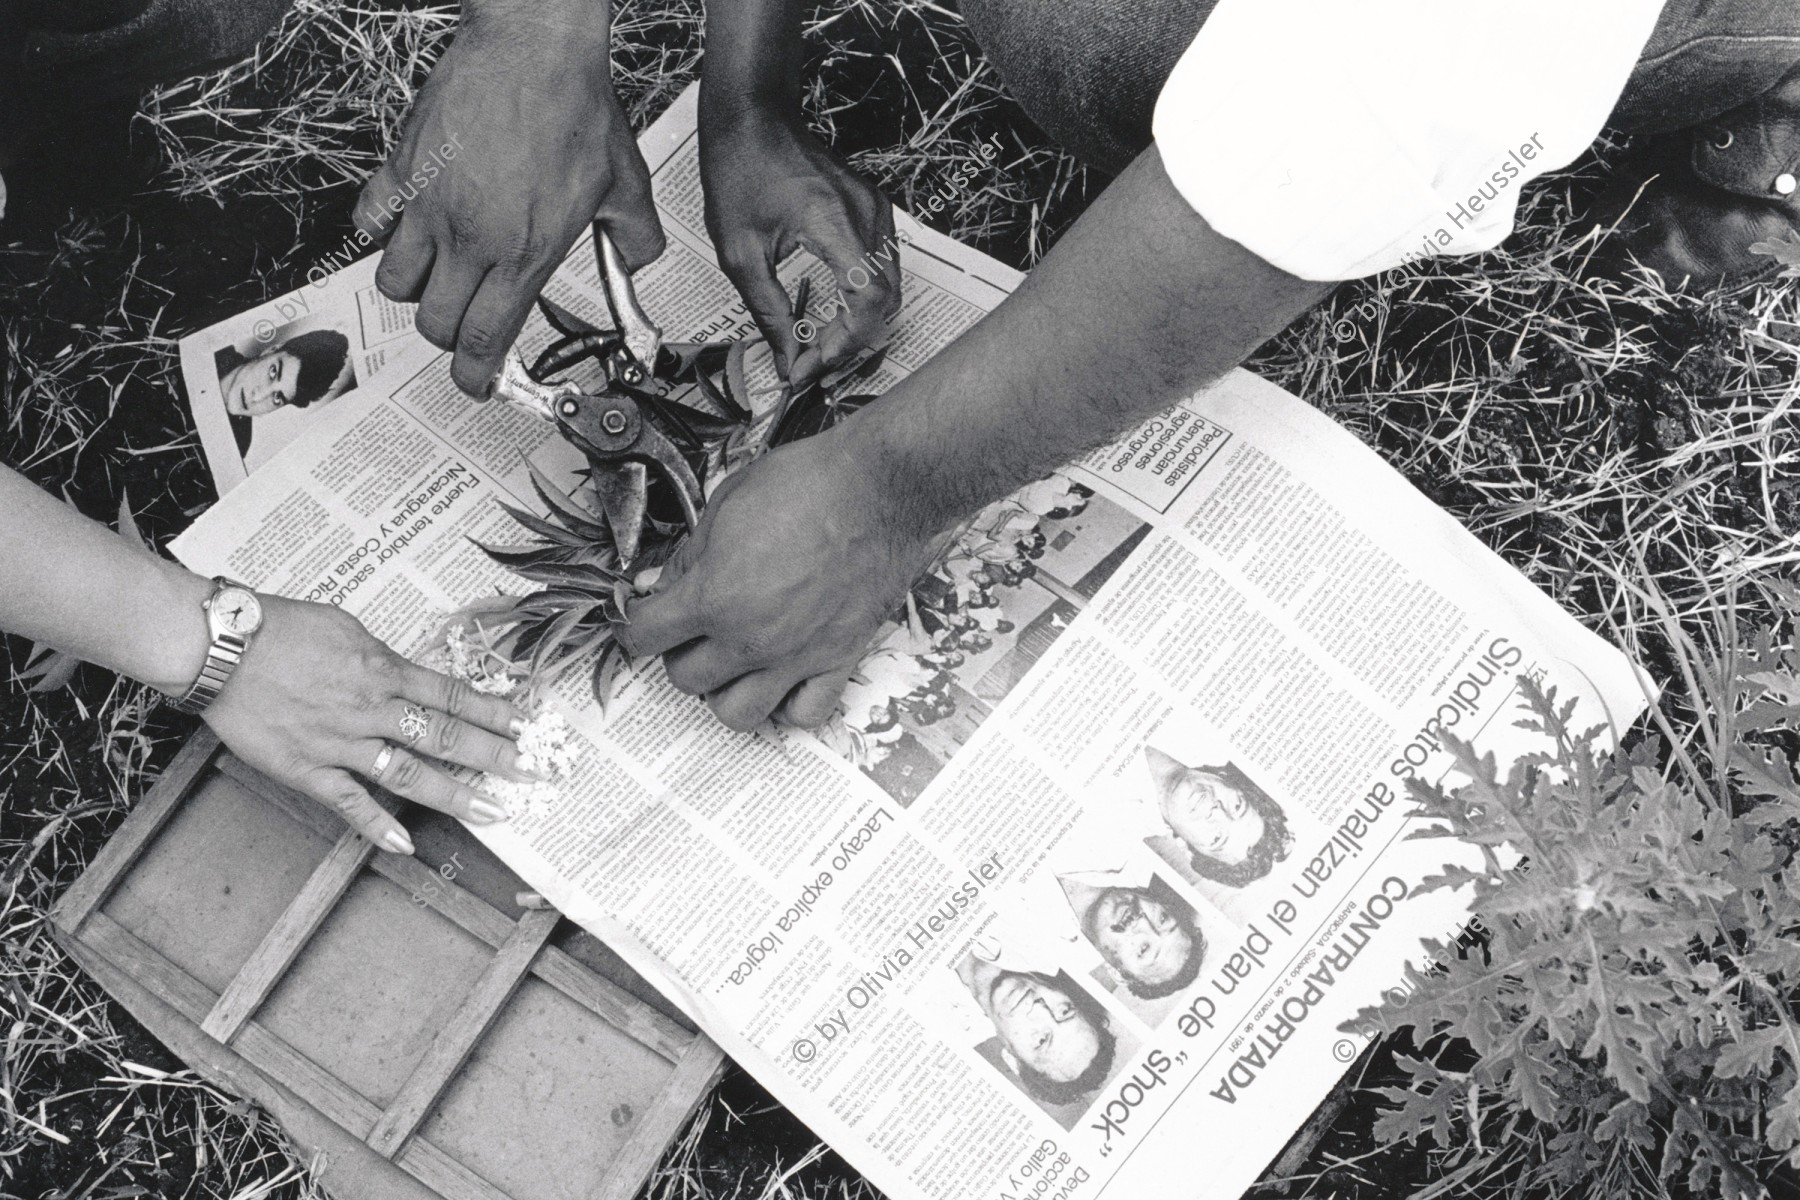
[0,466,538,854]
[197,584,542,854]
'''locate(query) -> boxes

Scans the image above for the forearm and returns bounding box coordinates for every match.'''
[835,146,1335,536]
[465,0,612,43]
[0,467,209,694]
[700,0,807,112]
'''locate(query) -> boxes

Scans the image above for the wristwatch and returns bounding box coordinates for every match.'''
[172,577,265,715]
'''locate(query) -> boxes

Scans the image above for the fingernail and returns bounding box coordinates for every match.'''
[509,716,529,739]
[469,799,509,824]
[383,828,415,855]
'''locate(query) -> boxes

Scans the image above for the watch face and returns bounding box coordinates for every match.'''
[213,588,264,636]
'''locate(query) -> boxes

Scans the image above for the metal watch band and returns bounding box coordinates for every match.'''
[173,633,249,714]
[172,576,258,716]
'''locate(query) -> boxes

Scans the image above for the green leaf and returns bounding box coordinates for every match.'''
[1715,1024,1787,1079]
[593,640,628,714]
[527,462,611,543]
[1750,231,1800,279]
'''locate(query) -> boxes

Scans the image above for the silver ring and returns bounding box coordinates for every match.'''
[371,743,396,782]
[399,704,432,746]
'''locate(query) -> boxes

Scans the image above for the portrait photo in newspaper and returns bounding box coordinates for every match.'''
[1054,866,1231,1030]
[213,317,358,470]
[948,940,1141,1132]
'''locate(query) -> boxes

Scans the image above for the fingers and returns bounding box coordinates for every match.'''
[613,582,705,661]
[662,638,754,699]
[791,210,902,389]
[720,244,801,378]
[396,661,526,739]
[813,213,900,347]
[367,744,509,826]
[413,253,491,352]
[707,670,803,733]
[450,260,544,396]
[599,145,665,271]
[353,162,408,245]
[382,699,531,781]
[375,217,436,304]
[778,665,856,729]
[308,769,415,855]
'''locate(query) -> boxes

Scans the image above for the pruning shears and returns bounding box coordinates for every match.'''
[491,225,703,565]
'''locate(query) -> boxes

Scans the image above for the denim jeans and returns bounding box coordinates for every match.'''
[961,0,1800,172]
[5,0,293,99]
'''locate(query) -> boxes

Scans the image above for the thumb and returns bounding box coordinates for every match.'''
[599,146,666,271]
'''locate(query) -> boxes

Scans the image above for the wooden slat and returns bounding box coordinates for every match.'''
[81,911,383,1138]
[396,1137,515,1200]
[52,731,223,933]
[80,910,215,1024]
[220,753,696,1062]
[366,908,562,1159]
[201,830,374,1043]
[586,1035,727,1200]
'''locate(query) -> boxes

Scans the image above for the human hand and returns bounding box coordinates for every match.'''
[203,595,539,853]
[355,0,664,395]
[614,430,943,731]
[700,102,901,388]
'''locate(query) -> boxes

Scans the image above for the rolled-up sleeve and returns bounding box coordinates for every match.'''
[1152,0,1665,280]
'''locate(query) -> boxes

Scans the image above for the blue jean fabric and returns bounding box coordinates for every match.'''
[4,0,293,99]
[961,0,1800,171]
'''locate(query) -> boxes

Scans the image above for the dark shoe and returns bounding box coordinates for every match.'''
[1602,63,1800,287]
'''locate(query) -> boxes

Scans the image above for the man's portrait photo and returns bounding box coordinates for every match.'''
[952,946,1134,1129]
[1058,870,1208,1025]
[1141,748,1294,891]
[214,322,356,461]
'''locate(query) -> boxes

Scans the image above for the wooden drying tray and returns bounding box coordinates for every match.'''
[51,731,724,1200]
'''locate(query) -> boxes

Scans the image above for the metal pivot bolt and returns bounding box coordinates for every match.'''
[601,410,629,435]
[559,399,580,419]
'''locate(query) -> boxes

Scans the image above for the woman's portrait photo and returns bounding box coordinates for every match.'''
[1141,748,1294,891]
[214,322,356,461]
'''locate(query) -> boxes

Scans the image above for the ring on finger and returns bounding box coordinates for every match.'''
[399,703,432,746]
[371,743,397,783]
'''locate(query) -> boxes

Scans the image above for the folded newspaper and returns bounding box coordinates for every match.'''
[171,86,1648,1200]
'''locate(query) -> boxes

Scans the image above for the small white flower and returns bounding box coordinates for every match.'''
[482,710,576,819]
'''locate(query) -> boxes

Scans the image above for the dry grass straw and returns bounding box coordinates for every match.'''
[2,1,1796,1197]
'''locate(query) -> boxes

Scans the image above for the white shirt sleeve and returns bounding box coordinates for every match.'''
[1152,0,1666,281]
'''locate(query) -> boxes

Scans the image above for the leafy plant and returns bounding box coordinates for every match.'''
[454,282,892,708]
[1348,591,1800,1198]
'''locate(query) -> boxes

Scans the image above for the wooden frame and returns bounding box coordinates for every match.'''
[52,732,724,1200]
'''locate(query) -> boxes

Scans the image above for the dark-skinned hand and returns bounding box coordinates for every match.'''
[700,102,901,389]
[615,429,942,732]
[356,0,664,396]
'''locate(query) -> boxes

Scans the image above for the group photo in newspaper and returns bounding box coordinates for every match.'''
[14,0,1800,1198]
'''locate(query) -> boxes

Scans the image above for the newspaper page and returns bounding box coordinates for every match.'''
[181,251,425,493]
[171,85,1649,1200]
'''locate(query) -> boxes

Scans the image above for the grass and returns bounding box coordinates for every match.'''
[1,1,1797,1197]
